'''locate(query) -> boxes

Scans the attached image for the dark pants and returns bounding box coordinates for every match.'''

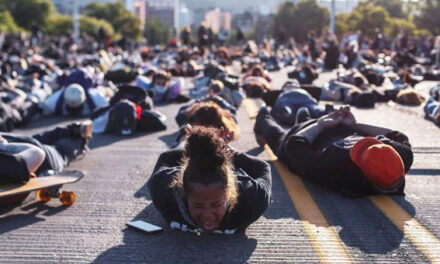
[255,112,287,155]
[1,124,87,174]
[18,100,41,126]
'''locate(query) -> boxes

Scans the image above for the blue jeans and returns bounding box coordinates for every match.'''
[424,98,439,120]
[1,124,87,174]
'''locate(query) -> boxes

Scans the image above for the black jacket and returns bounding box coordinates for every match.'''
[277,120,413,197]
[148,149,272,234]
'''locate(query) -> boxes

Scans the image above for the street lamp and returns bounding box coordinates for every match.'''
[330,0,335,36]
[73,0,79,45]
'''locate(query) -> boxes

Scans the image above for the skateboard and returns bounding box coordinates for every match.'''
[0,170,84,206]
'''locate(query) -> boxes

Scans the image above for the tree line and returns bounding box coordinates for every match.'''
[1,0,439,45]
[274,0,440,43]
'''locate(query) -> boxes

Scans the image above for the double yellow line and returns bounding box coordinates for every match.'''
[243,98,440,263]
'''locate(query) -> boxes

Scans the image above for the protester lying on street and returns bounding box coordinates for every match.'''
[169,59,202,77]
[176,86,237,126]
[215,47,232,66]
[210,77,245,108]
[254,105,413,197]
[148,126,271,234]
[338,65,426,106]
[424,84,440,125]
[0,76,45,131]
[191,65,244,107]
[384,84,426,106]
[92,85,166,136]
[242,74,273,98]
[242,65,272,83]
[0,121,93,203]
[287,63,318,84]
[190,78,243,108]
[421,65,440,81]
[393,49,432,68]
[261,85,333,127]
[173,88,239,145]
[43,68,109,116]
[0,100,22,132]
[104,63,139,85]
[273,80,379,108]
[147,71,189,104]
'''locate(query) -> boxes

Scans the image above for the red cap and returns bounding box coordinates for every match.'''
[350,137,405,189]
[169,38,178,46]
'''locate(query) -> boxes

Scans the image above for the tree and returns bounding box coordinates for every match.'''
[414,0,440,35]
[385,17,416,38]
[335,13,350,36]
[274,2,296,40]
[83,2,141,41]
[335,4,389,38]
[0,0,55,30]
[145,18,171,45]
[46,14,73,36]
[274,0,328,43]
[79,16,114,40]
[336,0,422,39]
[0,7,21,33]
[369,0,407,19]
[46,15,114,40]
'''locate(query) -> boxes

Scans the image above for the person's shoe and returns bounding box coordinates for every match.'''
[254,104,270,147]
[69,121,93,140]
[80,120,93,140]
[254,104,270,134]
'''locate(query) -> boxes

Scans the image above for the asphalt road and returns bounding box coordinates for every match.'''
[1,68,439,263]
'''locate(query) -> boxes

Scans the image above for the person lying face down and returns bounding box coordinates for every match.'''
[0,121,92,204]
[148,126,272,234]
[254,105,413,197]
[149,71,186,103]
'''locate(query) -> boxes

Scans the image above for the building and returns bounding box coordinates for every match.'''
[145,0,179,33]
[203,8,231,34]
[133,0,146,30]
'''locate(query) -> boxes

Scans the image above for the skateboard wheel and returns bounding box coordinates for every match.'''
[59,191,76,206]
[37,189,51,202]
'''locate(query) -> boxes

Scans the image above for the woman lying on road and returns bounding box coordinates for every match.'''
[254,105,413,197]
[148,126,272,234]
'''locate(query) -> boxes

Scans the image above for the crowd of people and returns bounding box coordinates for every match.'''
[0,27,439,235]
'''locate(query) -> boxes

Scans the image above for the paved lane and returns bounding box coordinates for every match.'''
[1,69,439,263]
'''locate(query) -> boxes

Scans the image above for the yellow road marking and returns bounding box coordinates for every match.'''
[370,196,440,263]
[243,98,353,263]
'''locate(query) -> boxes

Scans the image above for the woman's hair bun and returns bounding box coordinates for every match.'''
[185,126,230,171]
